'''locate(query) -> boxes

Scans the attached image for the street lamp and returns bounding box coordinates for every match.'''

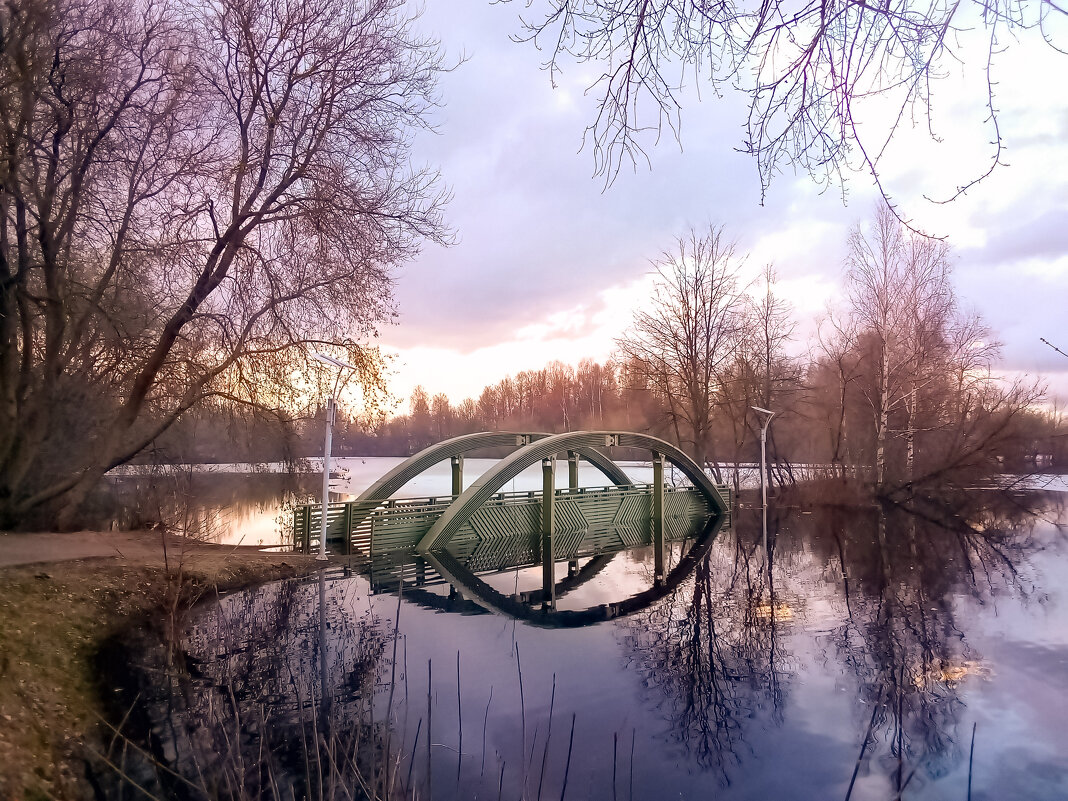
[751,406,775,510]
[313,352,357,561]
[751,405,775,579]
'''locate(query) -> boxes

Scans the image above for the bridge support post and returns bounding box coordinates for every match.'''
[451,455,464,496]
[541,457,556,610]
[653,452,665,580]
[565,451,579,590]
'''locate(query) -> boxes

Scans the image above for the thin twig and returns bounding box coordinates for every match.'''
[482,685,494,778]
[845,699,880,801]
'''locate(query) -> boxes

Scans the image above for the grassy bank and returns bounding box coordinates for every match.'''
[0,537,318,801]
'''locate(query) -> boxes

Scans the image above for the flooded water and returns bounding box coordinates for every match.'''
[107,483,1068,801]
[98,457,670,546]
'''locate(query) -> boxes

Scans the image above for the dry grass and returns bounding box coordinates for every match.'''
[0,538,318,801]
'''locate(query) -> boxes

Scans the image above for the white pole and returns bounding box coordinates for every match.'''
[760,423,768,567]
[318,396,334,561]
[760,424,768,510]
[751,406,775,575]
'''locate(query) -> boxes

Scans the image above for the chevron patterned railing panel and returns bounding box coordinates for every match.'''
[293,482,729,556]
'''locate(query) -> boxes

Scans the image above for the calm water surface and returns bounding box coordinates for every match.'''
[115,484,1068,801]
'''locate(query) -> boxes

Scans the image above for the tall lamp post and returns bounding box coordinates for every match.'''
[313,352,356,561]
[751,406,775,510]
[751,406,775,574]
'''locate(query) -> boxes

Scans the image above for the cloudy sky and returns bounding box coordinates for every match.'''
[376,3,1068,410]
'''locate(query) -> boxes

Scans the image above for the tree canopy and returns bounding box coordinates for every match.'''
[0,0,450,525]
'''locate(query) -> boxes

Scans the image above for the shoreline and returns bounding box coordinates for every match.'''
[0,530,319,801]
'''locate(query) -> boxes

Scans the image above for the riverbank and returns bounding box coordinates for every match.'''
[0,531,319,801]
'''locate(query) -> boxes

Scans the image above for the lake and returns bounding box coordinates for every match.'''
[100,464,1068,800]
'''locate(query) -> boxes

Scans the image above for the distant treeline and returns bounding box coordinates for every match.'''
[127,214,1068,502]
[325,355,1064,489]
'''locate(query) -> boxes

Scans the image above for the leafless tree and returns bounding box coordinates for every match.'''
[0,0,450,525]
[844,205,950,483]
[836,204,1041,488]
[430,392,452,440]
[510,0,1065,220]
[812,311,864,474]
[717,265,800,489]
[407,385,433,451]
[619,519,790,782]
[616,225,749,470]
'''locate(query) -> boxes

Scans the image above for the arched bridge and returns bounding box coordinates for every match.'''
[293,431,731,581]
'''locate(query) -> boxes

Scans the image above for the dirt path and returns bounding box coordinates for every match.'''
[0,529,294,568]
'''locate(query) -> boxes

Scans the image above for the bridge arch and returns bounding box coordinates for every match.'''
[349,431,633,527]
[416,431,728,552]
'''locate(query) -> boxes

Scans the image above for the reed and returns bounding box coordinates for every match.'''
[559,713,577,801]
[536,673,557,801]
[456,649,464,784]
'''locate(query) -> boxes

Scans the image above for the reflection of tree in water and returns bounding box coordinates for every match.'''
[814,494,1045,795]
[617,491,1053,791]
[86,471,320,542]
[118,574,388,799]
[618,526,791,784]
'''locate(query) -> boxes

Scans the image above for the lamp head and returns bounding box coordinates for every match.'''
[751,406,774,417]
[313,351,357,371]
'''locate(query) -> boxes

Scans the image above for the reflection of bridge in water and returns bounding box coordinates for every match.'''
[354,514,728,627]
[293,431,731,612]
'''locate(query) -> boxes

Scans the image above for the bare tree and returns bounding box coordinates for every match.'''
[407,385,433,451]
[616,225,749,470]
[812,312,864,475]
[510,0,1065,218]
[430,392,452,440]
[0,0,450,525]
[718,265,800,489]
[844,206,950,484]
[837,204,1041,488]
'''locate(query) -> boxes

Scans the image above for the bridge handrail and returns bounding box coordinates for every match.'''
[417,431,729,552]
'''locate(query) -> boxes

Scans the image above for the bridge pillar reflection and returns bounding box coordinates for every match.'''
[541,457,556,610]
[653,452,665,580]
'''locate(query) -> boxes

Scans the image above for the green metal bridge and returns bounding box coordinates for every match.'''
[292,431,731,594]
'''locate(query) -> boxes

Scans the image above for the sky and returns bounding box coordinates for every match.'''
[374,2,1068,412]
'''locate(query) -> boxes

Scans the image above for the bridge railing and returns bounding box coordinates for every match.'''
[292,482,731,556]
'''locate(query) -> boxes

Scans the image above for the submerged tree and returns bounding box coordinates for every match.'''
[0,0,450,526]
[824,205,1041,489]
